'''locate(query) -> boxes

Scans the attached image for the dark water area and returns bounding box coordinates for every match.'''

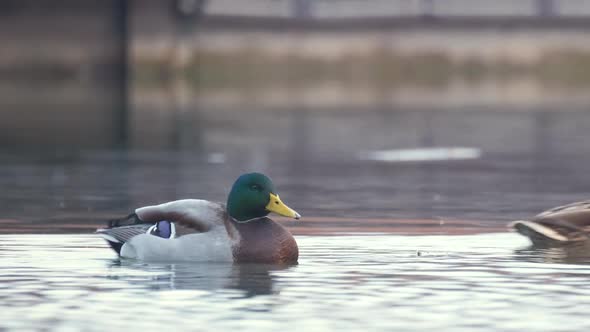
[1,103,590,233]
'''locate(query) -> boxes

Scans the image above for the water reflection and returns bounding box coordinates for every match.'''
[106,259,292,296]
[514,243,590,265]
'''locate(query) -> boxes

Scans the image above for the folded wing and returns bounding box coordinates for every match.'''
[97,200,228,255]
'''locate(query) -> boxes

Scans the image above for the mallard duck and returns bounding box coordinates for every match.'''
[97,173,301,264]
[510,200,590,246]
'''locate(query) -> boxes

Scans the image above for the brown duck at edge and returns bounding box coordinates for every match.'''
[510,200,590,246]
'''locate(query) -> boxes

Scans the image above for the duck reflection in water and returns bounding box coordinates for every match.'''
[106,259,295,297]
[514,243,590,265]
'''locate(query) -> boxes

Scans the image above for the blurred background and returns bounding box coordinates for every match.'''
[2,0,590,233]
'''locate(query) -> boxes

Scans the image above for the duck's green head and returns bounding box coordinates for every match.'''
[227,172,301,222]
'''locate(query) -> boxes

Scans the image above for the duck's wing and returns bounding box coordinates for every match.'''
[96,213,154,254]
[533,200,590,229]
[97,200,227,255]
[135,199,227,232]
[98,215,180,242]
[535,200,590,219]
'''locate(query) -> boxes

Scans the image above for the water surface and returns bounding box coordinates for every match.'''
[1,233,590,331]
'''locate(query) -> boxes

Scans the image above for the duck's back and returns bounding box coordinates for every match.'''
[230,218,299,264]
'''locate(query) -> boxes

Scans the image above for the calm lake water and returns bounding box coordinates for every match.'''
[2,234,590,331]
[2,105,590,331]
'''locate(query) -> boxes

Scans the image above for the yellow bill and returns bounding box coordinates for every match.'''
[266,193,301,220]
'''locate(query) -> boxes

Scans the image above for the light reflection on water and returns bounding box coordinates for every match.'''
[2,233,590,331]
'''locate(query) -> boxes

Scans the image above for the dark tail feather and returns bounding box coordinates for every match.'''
[99,213,151,255]
[108,213,145,228]
[106,240,124,255]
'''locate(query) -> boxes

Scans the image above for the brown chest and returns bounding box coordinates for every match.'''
[228,218,299,264]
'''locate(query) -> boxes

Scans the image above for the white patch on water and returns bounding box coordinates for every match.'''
[358,147,482,162]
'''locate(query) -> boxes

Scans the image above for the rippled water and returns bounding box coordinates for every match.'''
[2,233,590,331]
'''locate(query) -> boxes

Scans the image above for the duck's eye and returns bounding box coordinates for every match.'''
[250,184,262,191]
